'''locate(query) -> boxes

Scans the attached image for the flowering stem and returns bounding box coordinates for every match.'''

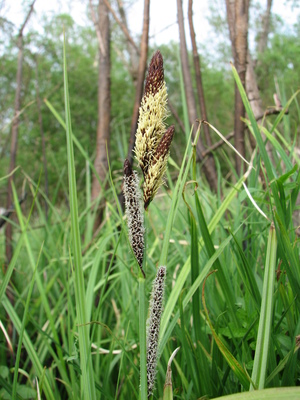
[139,273,147,400]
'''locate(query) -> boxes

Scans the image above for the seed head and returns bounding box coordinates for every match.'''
[123,159,145,277]
[144,126,175,210]
[146,266,166,396]
[134,51,168,177]
[134,51,174,209]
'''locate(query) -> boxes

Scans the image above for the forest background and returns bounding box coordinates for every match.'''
[0,0,300,399]
[1,0,300,214]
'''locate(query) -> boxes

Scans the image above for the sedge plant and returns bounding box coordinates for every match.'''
[122,50,175,398]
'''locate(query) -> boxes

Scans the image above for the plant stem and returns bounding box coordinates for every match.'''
[139,274,147,400]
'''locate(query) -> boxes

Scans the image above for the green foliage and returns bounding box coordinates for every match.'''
[256,28,300,114]
[3,80,300,399]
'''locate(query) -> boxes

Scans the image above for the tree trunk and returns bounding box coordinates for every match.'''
[188,0,211,147]
[5,0,36,263]
[246,0,273,124]
[177,0,217,191]
[188,0,218,190]
[126,0,150,165]
[91,0,111,202]
[226,0,250,174]
[103,0,140,84]
[116,0,140,83]
[35,55,49,220]
[104,0,140,84]
[246,0,273,154]
[257,0,273,57]
[246,53,264,122]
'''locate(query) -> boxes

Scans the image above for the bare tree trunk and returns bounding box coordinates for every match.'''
[246,0,273,153]
[35,56,49,220]
[116,0,140,83]
[126,0,150,165]
[246,0,273,122]
[177,0,217,191]
[177,0,197,129]
[103,0,140,84]
[188,0,218,189]
[246,53,278,167]
[225,0,250,174]
[188,0,211,147]
[91,0,111,202]
[246,54,263,120]
[5,0,36,263]
[257,0,273,56]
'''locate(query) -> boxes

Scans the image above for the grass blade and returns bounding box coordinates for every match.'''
[250,223,277,390]
[202,272,250,389]
[63,33,96,399]
[2,295,55,400]
[12,245,42,399]
[211,387,300,400]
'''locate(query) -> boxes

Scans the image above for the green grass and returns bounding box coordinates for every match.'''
[0,56,300,400]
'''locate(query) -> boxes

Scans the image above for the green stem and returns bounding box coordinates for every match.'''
[139,274,147,400]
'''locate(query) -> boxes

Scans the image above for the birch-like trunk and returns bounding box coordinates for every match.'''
[177,0,218,191]
[91,0,111,202]
[5,0,36,263]
[226,0,250,174]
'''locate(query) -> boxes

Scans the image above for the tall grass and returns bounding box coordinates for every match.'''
[0,51,299,400]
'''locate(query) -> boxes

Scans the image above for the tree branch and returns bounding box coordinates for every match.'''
[103,0,139,54]
[19,0,36,36]
[89,0,106,55]
[202,102,287,158]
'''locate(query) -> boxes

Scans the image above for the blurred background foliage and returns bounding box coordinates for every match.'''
[0,2,299,204]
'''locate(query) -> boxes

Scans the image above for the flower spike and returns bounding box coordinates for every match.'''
[134,51,174,209]
[146,266,166,396]
[123,159,145,277]
[144,125,175,210]
[135,50,168,178]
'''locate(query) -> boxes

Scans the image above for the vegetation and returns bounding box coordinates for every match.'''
[0,1,300,399]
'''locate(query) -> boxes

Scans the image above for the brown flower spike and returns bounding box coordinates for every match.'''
[123,159,145,278]
[134,50,174,209]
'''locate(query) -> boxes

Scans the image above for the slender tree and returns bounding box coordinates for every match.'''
[225,0,250,174]
[246,0,273,125]
[91,0,111,203]
[35,55,49,220]
[5,0,36,263]
[188,0,217,188]
[177,0,218,191]
[257,0,273,57]
[246,0,275,159]
[104,0,140,82]
[188,0,211,147]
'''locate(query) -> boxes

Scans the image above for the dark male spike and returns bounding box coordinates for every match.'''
[144,50,164,98]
